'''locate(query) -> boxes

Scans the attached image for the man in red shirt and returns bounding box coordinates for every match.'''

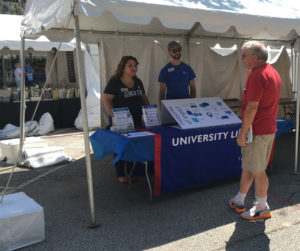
[229,41,281,220]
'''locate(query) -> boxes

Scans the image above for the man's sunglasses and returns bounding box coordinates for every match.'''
[170,48,182,53]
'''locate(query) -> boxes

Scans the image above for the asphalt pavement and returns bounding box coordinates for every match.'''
[1,129,300,251]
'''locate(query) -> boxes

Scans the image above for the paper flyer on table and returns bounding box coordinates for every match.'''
[142,105,161,128]
[111,107,134,132]
[122,131,153,138]
[161,97,241,129]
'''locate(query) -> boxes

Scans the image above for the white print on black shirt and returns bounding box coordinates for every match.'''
[122,87,143,98]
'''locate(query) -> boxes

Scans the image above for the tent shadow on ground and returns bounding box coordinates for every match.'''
[0,132,299,250]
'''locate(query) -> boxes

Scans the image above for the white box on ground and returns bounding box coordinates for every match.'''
[0,192,45,251]
[0,137,47,164]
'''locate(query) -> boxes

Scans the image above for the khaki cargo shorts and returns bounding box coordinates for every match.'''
[241,134,275,174]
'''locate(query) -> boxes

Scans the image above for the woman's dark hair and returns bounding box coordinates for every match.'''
[112,56,139,79]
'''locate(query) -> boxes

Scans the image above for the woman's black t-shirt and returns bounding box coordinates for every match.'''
[104,77,145,126]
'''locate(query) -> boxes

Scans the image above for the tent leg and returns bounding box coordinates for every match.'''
[74,14,100,228]
[0,35,26,204]
[294,88,300,174]
[294,44,300,175]
[18,36,26,165]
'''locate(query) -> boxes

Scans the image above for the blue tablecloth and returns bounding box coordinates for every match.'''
[90,124,242,195]
[276,119,294,138]
[90,130,155,164]
[89,119,294,195]
[150,124,242,194]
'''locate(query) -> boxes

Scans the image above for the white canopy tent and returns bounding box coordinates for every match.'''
[0,14,75,52]
[19,0,300,226]
[0,14,77,90]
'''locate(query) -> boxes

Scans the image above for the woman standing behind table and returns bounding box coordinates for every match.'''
[103,56,150,184]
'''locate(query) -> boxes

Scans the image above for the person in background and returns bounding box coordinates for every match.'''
[229,41,281,220]
[158,40,196,104]
[25,62,34,87]
[14,62,22,88]
[103,56,150,184]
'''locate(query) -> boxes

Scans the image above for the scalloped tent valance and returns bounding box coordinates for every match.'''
[21,0,300,43]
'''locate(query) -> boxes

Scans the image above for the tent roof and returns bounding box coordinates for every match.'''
[21,0,300,43]
[0,14,75,52]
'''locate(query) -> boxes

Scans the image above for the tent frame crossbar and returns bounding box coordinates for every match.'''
[41,28,297,45]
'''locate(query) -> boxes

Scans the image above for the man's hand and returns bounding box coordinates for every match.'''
[236,133,246,147]
[237,101,258,147]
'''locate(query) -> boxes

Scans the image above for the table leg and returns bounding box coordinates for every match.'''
[125,161,153,201]
[126,162,136,190]
[144,162,153,202]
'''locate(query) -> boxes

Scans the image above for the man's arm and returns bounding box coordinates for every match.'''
[189,79,196,98]
[159,82,166,105]
[236,101,259,147]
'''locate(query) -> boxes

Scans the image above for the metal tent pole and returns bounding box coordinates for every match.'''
[294,40,300,174]
[18,35,26,165]
[0,34,26,204]
[73,14,99,228]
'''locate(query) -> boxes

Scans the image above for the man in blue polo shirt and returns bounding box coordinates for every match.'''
[158,41,196,103]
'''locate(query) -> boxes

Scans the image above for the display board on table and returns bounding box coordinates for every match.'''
[110,107,134,132]
[142,105,161,128]
[161,97,241,129]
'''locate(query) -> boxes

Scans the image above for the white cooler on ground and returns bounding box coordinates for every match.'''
[0,192,45,250]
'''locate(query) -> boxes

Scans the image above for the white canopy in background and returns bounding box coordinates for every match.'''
[20,0,300,226]
[0,14,75,52]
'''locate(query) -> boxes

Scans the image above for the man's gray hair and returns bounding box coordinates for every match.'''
[242,41,268,61]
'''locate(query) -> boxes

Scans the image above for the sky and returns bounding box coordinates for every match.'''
[130,0,300,19]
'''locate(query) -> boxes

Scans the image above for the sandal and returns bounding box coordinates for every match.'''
[116,177,137,184]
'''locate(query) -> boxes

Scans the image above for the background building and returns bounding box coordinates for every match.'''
[0,0,26,15]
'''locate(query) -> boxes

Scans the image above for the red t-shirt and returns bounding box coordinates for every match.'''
[241,63,281,135]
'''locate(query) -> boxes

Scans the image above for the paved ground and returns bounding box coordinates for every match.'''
[1,129,300,250]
